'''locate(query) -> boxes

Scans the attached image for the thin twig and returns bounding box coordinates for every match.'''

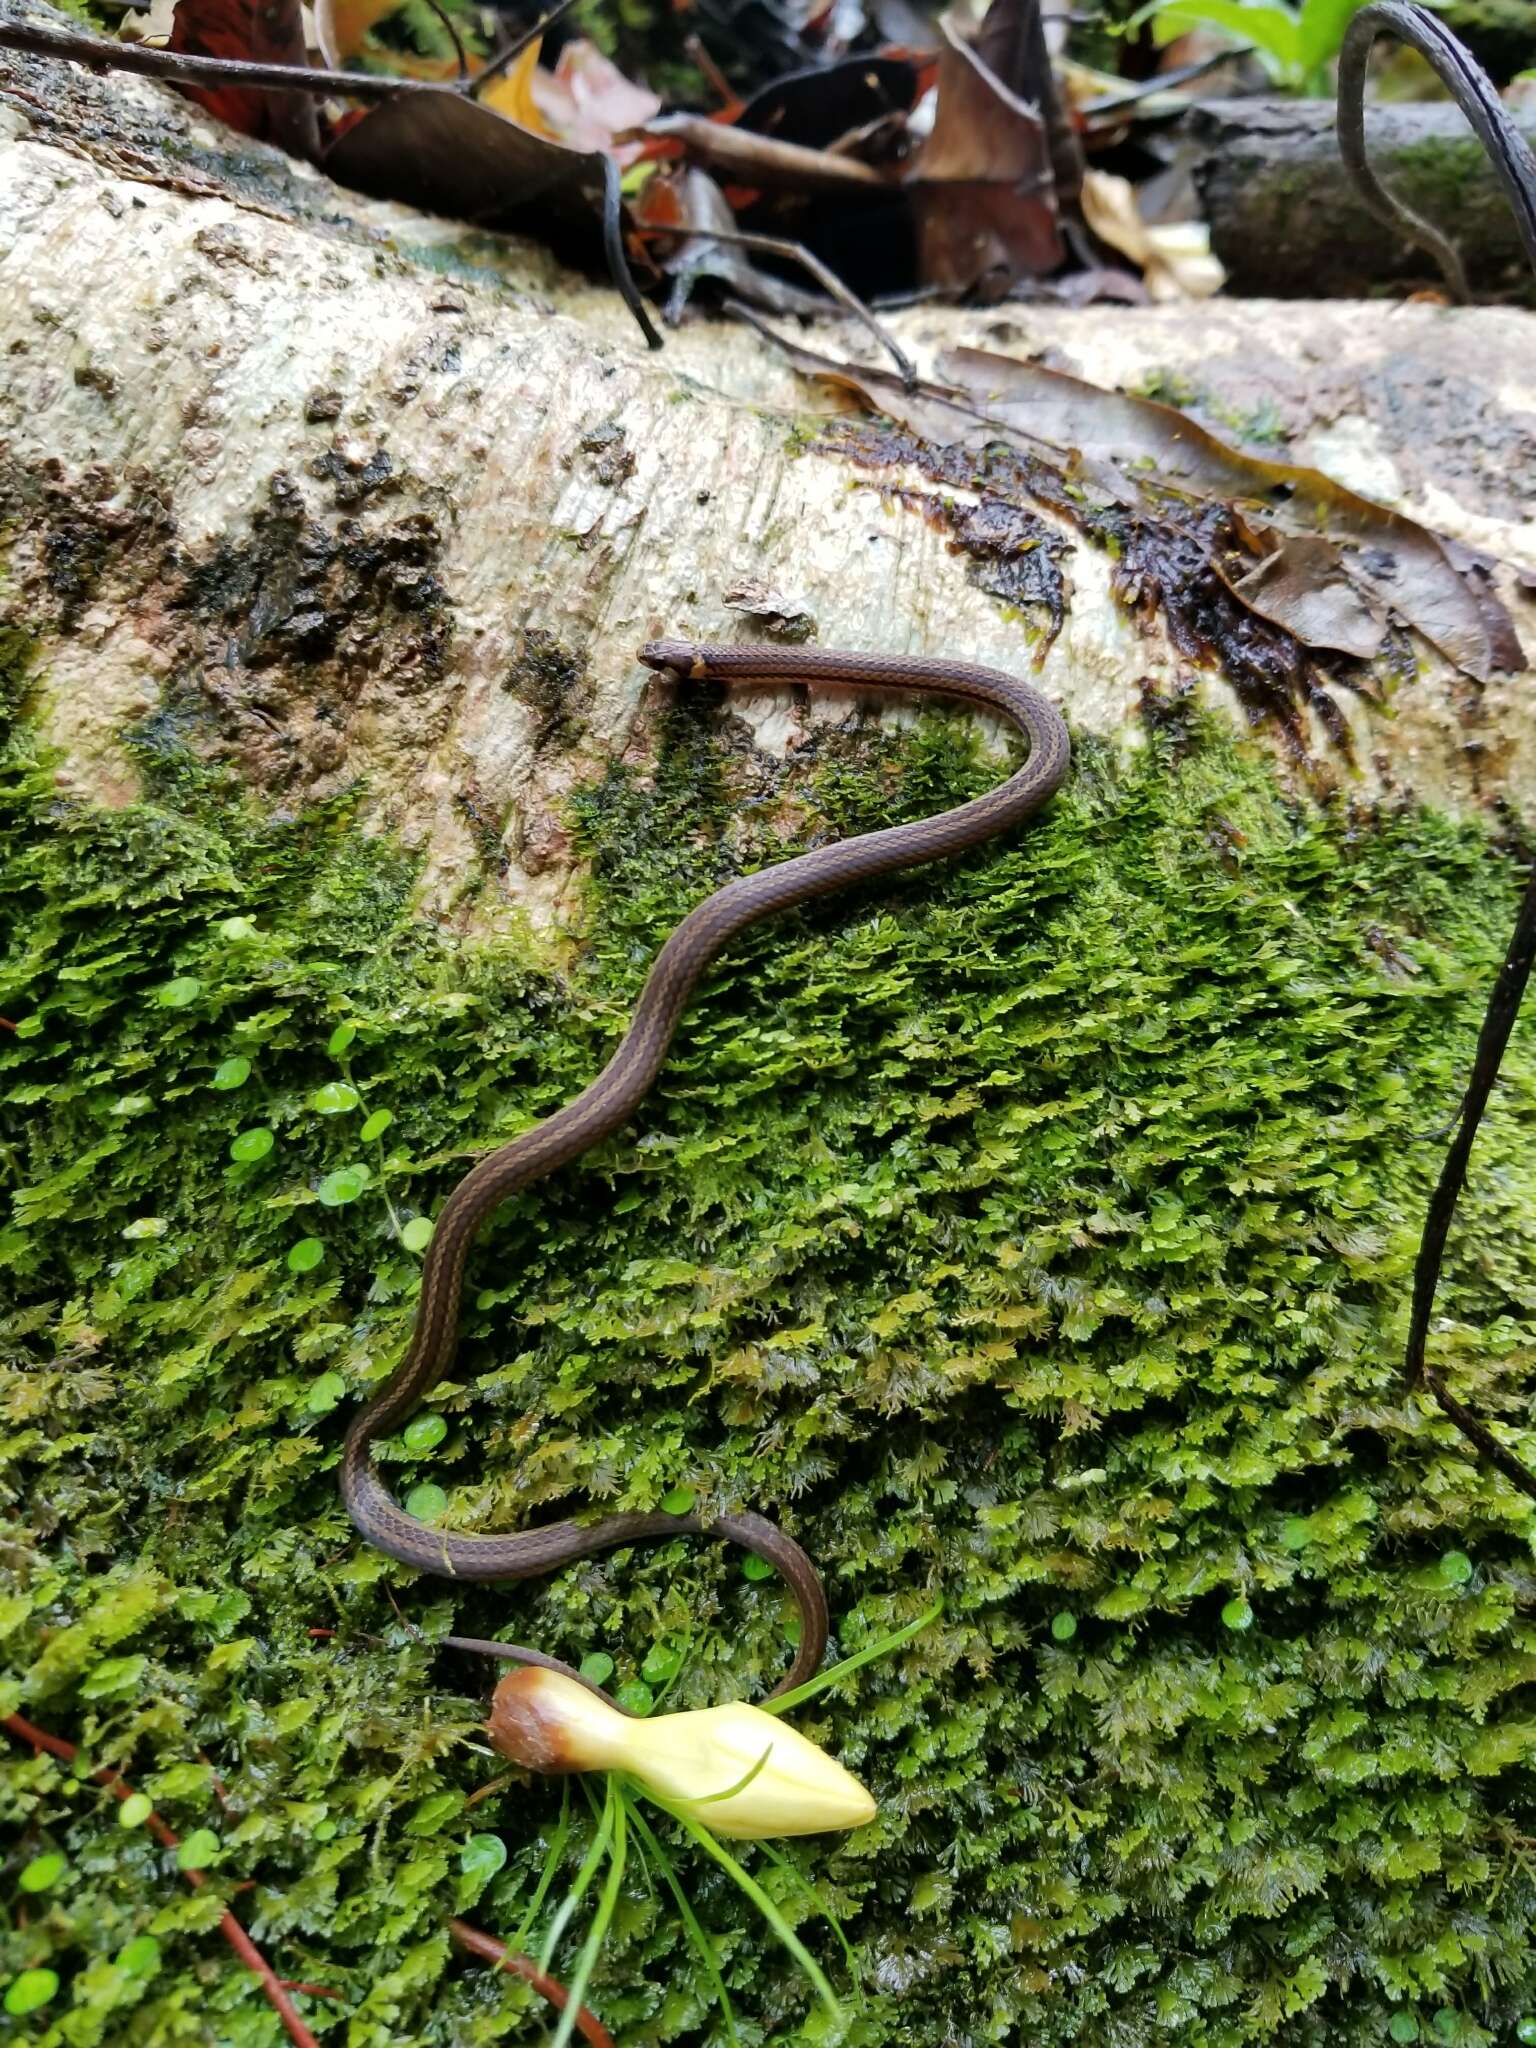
[1336,4,1536,1498]
[0,15,453,98]
[466,0,580,96]
[638,112,886,192]
[419,0,469,83]
[449,1917,615,2048]
[3,1713,320,2048]
[1403,868,1536,1496]
[654,223,915,388]
[600,154,663,350]
[682,32,735,109]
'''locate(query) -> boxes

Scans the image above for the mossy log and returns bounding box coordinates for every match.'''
[6,17,1536,2048]
[1179,94,1536,301]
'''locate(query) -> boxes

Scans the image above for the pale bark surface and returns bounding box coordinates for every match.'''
[2,16,1534,935]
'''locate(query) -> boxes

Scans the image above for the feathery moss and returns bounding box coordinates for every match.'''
[3,678,1536,2045]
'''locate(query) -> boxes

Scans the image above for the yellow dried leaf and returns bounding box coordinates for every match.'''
[478,41,557,137]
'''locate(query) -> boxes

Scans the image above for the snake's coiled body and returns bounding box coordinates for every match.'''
[340,642,1071,1695]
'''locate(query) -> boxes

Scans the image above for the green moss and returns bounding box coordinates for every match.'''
[0,625,37,726]
[3,683,1536,2043]
[1133,373,1289,452]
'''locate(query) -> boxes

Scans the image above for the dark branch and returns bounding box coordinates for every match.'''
[1338,4,1536,1496]
[0,15,454,98]
[1337,2,1536,302]
[466,0,581,97]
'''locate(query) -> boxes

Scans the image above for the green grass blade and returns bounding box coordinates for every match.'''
[687,1743,773,1807]
[537,1781,615,1977]
[763,1598,944,1716]
[623,1789,739,2048]
[551,1778,626,2048]
[649,1796,842,2025]
[758,1841,863,2008]
[511,1784,572,1953]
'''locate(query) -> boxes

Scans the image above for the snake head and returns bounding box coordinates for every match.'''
[639,640,709,679]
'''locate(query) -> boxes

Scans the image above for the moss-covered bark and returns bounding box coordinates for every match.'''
[4,638,1536,2044]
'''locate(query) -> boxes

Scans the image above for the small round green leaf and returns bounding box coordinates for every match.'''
[19,1851,67,1893]
[211,1057,251,1091]
[327,1022,357,1057]
[641,1641,683,1685]
[360,1109,394,1143]
[460,1833,508,1884]
[579,1652,615,1686]
[403,1413,447,1454]
[1432,2014,1457,2043]
[316,1165,369,1207]
[614,1680,654,1715]
[1050,1611,1078,1642]
[401,1216,434,1253]
[1439,1550,1473,1587]
[229,1127,274,1163]
[156,976,203,1009]
[219,916,258,942]
[119,1793,152,1829]
[661,1486,696,1515]
[288,1237,325,1274]
[1280,1517,1312,1551]
[176,1828,220,1872]
[1388,2015,1418,2044]
[405,1482,448,1521]
[112,1094,153,1117]
[1516,2019,1536,2046]
[306,1371,346,1416]
[741,1553,776,1581]
[312,1820,338,1842]
[4,1968,59,2017]
[117,1935,161,1979]
[310,1081,360,1115]
[122,1217,168,1241]
[1221,1597,1253,1631]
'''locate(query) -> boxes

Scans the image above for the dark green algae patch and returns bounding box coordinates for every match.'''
[4,671,1536,2046]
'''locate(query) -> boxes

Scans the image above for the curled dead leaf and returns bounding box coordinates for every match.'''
[903,12,1060,296]
[938,345,1518,679]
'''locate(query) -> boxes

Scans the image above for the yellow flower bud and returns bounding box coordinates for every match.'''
[487,1667,877,1841]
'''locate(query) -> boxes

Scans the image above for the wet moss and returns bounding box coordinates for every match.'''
[2,678,1536,2044]
[504,629,591,749]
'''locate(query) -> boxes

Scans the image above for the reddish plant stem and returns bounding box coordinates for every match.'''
[6,1713,610,2044]
[4,1712,320,2048]
[449,1918,614,2048]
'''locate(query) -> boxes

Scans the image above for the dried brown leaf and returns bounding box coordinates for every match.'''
[1223,533,1386,659]
[939,345,1517,678]
[903,13,1061,296]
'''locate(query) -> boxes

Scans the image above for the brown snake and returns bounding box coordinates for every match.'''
[340,641,1071,1698]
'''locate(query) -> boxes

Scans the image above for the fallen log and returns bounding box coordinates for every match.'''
[1176,94,1536,298]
